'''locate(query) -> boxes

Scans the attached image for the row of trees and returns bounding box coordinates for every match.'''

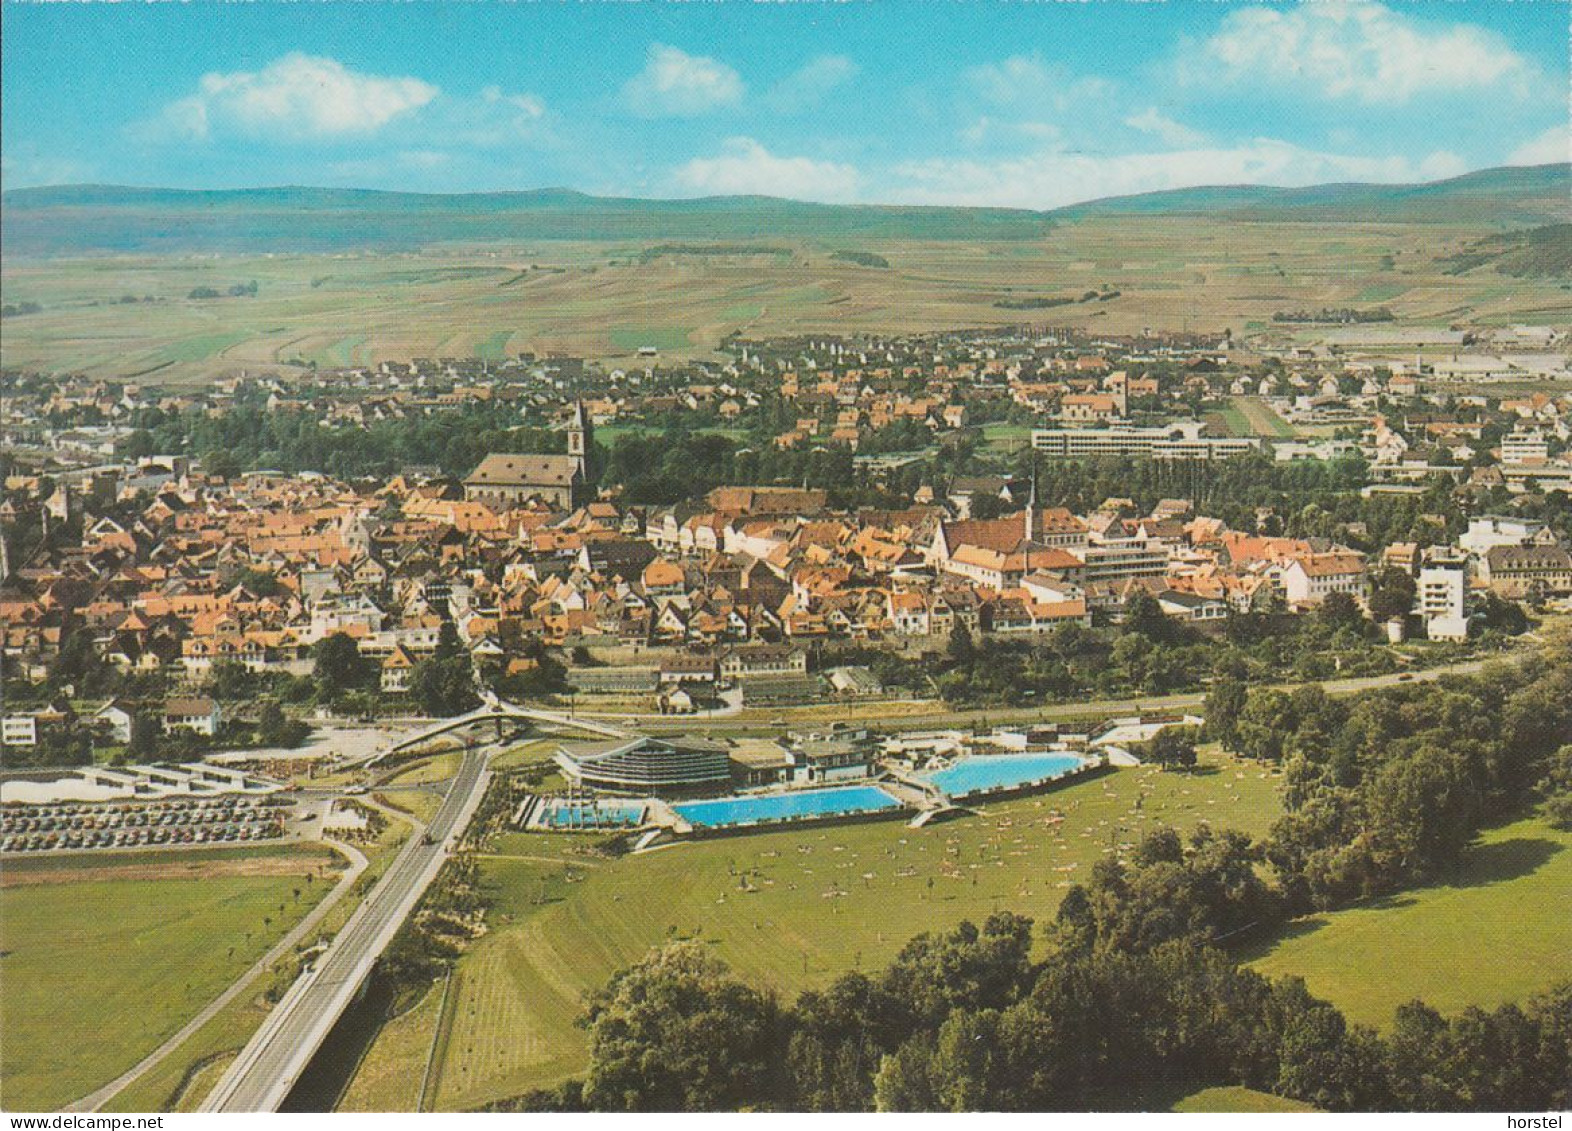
[498,920,1570,1114]
[312,623,479,718]
[892,590,1488,710]
[1203,647,1572,906]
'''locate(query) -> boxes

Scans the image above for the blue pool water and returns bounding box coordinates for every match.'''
[674,785,902,829]
[921,753,1086,799]
[545,802,646,829]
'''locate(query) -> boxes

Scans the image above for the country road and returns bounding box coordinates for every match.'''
[200,749,491,1113]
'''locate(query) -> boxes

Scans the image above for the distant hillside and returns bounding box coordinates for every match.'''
[0,186,1056,256]
[2,164,1566,257]
[1437,223,1572,278]
[1055,164,1570,227]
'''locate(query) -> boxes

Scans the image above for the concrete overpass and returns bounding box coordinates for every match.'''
[202,698,633,1111]
[201,748,491,1112]
[381,691,630,758]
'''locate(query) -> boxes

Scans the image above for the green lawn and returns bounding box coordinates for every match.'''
[375,788,444,827]
[0,852,332,1111]
[489,738,558,771]
[405,755,1283,1109]
[386,751,464,787]
[979,422,1034,451]
[1171,1086,1318,1113]
[339,978,445,1112]
[1250,815,1572,1029]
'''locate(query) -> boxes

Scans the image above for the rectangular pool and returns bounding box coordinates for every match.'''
[674,785,903,829]
[544,801,647,830]
[920,752,1087,799]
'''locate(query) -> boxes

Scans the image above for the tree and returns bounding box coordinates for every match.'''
[1204,677,1249,750]
[1539,745,1572,830]
[1139,725,1200,771]
[580,943,785,1112]
[1316,592,1366,635]
[257,701,309,748]
[208,659,259,702]
[313,632,375,702]
[412,621,480,717]
[127,711,162,760]
[1235,689,1293,762]
[1368,567,1417,623]
[946,624,975,666]
[1124,592,1175,643]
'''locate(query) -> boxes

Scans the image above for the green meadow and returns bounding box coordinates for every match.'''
[1250,815,1572,1029]
[0,847,335,1111]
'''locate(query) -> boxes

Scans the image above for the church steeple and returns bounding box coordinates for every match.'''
[1024,455,1038,544]
[567,400,589,471]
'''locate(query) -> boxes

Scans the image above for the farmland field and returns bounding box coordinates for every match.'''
[5,214,1569,387]
[0,845,337,1111]
[343,752,1284,1110]
[1249,814,1572,1029]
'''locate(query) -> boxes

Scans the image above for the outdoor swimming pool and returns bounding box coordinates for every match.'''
[544,801,647,829]
[921,752,1087,799]
[674,785,903,829]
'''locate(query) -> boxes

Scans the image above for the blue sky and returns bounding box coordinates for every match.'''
[2,1,1566,208]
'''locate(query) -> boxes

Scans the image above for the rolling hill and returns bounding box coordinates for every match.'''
[1055,163,1570,227]
[2,164,1566,257]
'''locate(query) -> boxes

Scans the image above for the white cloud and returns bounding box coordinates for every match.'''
[151,53,437,140]
[1124,108,1205,148]
[767,55,858,113]
[889,138,1473,210]
[961,117,1062,146]
[1196,2,1536,103]
[966,54,1114,112]
[481,85,545,120]
[1508,125,1570,166]
[624,45,744,117]
[673,138,861,202]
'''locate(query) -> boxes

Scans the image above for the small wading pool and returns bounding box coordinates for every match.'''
[544,801,647,829]
[920,752,1087,799]
[673,785,902,829]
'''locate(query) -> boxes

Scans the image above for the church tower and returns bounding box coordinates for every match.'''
[567,400,590,471]
[1024,454,1038,544]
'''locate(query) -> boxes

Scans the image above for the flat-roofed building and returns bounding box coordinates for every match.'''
[1032,422,1258,461]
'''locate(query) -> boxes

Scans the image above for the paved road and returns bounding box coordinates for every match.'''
[66,838,369,1113]
[200,749,491,1113]
[635,651,1521,738]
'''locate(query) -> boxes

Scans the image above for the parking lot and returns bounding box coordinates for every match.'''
[0,796,291,854]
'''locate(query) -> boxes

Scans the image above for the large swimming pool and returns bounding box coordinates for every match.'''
[921,752,1087,799]
[674,785,903,829]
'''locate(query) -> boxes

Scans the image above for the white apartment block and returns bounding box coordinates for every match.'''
[1417,560,1469,642]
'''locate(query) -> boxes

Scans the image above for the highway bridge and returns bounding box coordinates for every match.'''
[201,750,490,1112]
[202,697,630,1111]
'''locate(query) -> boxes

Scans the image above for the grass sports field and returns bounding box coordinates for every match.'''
[348,753,1285,1110]
[1250,814,1572,1029]
[6,215,1568,385]
[0,844,337,1111]
[1220,396,1298,439]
